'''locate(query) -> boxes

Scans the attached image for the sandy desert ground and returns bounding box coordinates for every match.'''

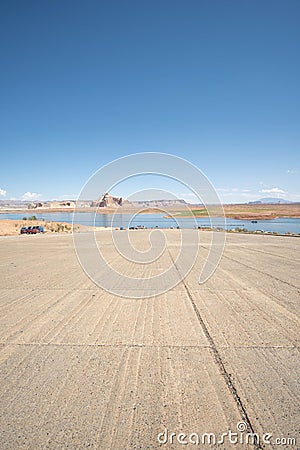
[0,230,299,449]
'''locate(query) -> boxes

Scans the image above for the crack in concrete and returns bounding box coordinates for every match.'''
[0,342,297,350]
[169,250,263,450]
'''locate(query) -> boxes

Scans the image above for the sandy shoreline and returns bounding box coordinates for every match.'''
[0,219,103,236]
[0,218,299,237]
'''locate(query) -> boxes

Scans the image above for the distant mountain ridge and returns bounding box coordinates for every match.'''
[248,197,292,204]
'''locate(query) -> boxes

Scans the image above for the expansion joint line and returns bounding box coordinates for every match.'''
[168,250,262,450]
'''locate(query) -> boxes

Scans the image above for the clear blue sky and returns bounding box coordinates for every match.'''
[0,0,299,203]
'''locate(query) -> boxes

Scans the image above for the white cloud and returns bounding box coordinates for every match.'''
[260,187,287,195]
[22,192,42,200]
[0,188,6,197]
[286,169,298,174]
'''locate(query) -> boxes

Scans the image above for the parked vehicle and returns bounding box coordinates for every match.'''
[29,226,44,234]
[20,226,44,235]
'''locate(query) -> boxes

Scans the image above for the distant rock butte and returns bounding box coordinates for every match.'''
[91,193,123,208]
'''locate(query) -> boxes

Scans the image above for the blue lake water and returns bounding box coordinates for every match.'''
[1,212,300,234]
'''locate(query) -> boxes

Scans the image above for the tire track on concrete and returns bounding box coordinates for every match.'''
[236,244,300,263]
[196,242,300,290]
[111,347,142,450]
[0,291,72,343]
[86,297,118,344]
[210,288,298,347]
[0,344,58,406]
[0,290,35,312]
[168,251,262,450]
[95,347,131,448]
[199,261,300,329]
[221,253,300,289]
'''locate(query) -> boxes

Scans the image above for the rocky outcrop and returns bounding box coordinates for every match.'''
[28,202,44,209]
[48,201,75,208]
[91,193,123,208]
[28,201,75,209]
